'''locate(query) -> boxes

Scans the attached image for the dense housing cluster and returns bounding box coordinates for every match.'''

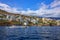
[0,9,60,26]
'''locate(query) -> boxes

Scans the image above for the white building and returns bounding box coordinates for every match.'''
[56,20,60,26]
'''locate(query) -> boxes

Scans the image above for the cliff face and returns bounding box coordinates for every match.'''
[0,9,60,26]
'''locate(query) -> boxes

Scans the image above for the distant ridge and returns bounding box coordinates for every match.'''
[0,9,20,15]
[48,17,60,20]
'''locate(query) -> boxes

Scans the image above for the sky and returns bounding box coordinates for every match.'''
[0,0,60,17]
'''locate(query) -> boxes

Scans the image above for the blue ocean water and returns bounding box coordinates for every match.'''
[0,26,60,40]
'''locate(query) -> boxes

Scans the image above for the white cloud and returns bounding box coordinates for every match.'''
[21,0,60,17]
[42,0,60,17]
[0,3,20,13]
[0,0,60,17]
[20,8,37,16]
[50,0,60,8]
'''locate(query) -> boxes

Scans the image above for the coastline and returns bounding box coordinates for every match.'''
[0,23,60,26]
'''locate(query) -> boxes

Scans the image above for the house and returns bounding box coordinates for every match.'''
[56,20,60,26]
[30,18,37,24]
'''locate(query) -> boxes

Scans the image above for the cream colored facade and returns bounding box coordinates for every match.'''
[56,20,60,26]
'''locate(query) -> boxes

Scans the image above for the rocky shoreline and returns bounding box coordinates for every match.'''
[0,21,60,26]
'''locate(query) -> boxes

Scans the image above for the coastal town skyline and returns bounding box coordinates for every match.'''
[0,9,60,26]
[0,0,60,17]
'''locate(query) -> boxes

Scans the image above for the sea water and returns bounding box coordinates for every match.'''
[0,26,60,40]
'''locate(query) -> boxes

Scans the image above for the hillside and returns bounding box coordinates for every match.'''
[0,9,60,26]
